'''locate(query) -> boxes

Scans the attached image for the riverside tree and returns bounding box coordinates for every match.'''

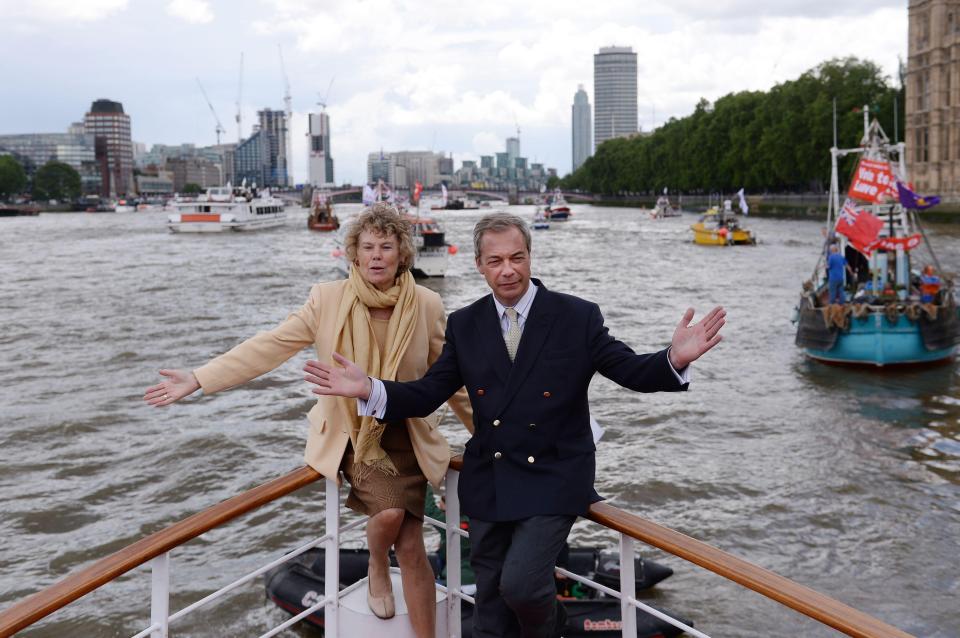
[33,161,82,202]
[0,156,27,200]
[563,57,904,195]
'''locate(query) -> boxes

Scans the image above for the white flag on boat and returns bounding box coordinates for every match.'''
[737,188,749,215]
[441,183,448,207]
[362,184,376,206]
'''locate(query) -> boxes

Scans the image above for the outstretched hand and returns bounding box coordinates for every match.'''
[669,306,726,370]
[143,369,200,407]
[304,352,372,400]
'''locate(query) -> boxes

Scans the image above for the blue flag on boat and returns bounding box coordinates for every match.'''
[896,181,941,210]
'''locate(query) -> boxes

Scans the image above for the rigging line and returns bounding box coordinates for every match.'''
[910,210,944,275]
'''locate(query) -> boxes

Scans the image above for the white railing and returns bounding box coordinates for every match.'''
[122,466,699,638]
[0,460,914,638]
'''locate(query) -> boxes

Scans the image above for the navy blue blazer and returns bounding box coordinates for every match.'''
[383,279,688,521]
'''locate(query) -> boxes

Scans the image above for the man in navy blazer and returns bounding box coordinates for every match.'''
[305,212,725,638]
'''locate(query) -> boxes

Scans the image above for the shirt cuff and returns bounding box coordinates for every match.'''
[666,348,691,385]
[357,377,387,418]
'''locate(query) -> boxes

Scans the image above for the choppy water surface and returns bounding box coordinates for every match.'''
[1,206,959,637]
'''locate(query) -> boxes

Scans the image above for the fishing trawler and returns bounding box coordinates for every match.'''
[544,188,571,221]
[794,107,960,366]
[308,191,340,232]
[166,182,286,233]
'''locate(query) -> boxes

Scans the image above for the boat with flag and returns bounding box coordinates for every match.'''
[690,193,755,246]
[431,184,479,210]
[308,190,340,232]
[650,190,681,219]
[544,188,572,221]
[794,107,960,366]
[335,180,457,278]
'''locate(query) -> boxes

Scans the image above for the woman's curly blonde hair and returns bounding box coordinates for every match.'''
[344,202,416,275]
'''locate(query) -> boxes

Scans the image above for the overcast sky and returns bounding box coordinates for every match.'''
[0,0,907,184]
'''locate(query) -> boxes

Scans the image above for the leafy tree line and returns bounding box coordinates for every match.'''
[0,157,82,202]
[563,57,905,195]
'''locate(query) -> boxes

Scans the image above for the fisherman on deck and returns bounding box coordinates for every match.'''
[827,243,854,304]
[920,265,942,303]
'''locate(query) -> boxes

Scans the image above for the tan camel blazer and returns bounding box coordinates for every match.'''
[193,279,473,488]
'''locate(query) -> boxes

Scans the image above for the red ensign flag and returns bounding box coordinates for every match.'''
[835,199,884,255]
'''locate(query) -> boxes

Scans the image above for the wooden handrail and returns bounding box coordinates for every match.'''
[455,457,912,638]
[0,466,322,637]
[0,459,913,638]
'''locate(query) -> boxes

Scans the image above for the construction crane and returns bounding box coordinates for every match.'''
[317,77,334,111]
[278,44,293,187]
[235,52,244,143]
[195,78,225,145]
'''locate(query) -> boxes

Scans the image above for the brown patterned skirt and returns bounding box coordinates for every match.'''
[339,421,427,520]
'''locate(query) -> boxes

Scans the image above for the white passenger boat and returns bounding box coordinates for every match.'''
[166,184,286,233]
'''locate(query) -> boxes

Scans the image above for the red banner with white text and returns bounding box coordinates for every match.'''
[847,158,898,203]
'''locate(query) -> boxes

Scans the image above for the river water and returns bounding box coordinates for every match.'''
[1,205,958,637]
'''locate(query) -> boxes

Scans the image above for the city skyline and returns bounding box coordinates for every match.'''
[1,0,908,185]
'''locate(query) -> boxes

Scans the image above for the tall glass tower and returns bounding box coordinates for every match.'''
[571,85,592,171]
[593,46,638,148]
[308,111,334,187]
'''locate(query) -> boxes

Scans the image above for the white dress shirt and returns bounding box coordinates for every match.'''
[358,281,688,417]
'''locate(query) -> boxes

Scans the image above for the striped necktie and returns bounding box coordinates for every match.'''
[504,307,521,362]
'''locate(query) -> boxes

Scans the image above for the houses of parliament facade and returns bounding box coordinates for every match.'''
[908,0,960,198]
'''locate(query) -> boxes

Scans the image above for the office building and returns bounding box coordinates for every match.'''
[594,46,638,147]
[83,99,134,196]
[572,84,593,171]
[308,110,335,187]
[257,109,290,188]
[234,130,264,186]
[166,157,222,192]
[0,131,101,194]
[365,150,451,188]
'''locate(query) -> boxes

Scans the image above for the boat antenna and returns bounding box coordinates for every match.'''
[893,95,899,143]
[832,97,837,150]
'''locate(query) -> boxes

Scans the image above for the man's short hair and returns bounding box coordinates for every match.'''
[473,212,532,260]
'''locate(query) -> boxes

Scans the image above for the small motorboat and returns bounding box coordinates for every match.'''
[531,207,550,230]
[265,546,690,637]
[690,200,755,245]
[650,194,681,219]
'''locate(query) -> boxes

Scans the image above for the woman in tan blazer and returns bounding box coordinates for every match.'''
[144,203,472,638]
